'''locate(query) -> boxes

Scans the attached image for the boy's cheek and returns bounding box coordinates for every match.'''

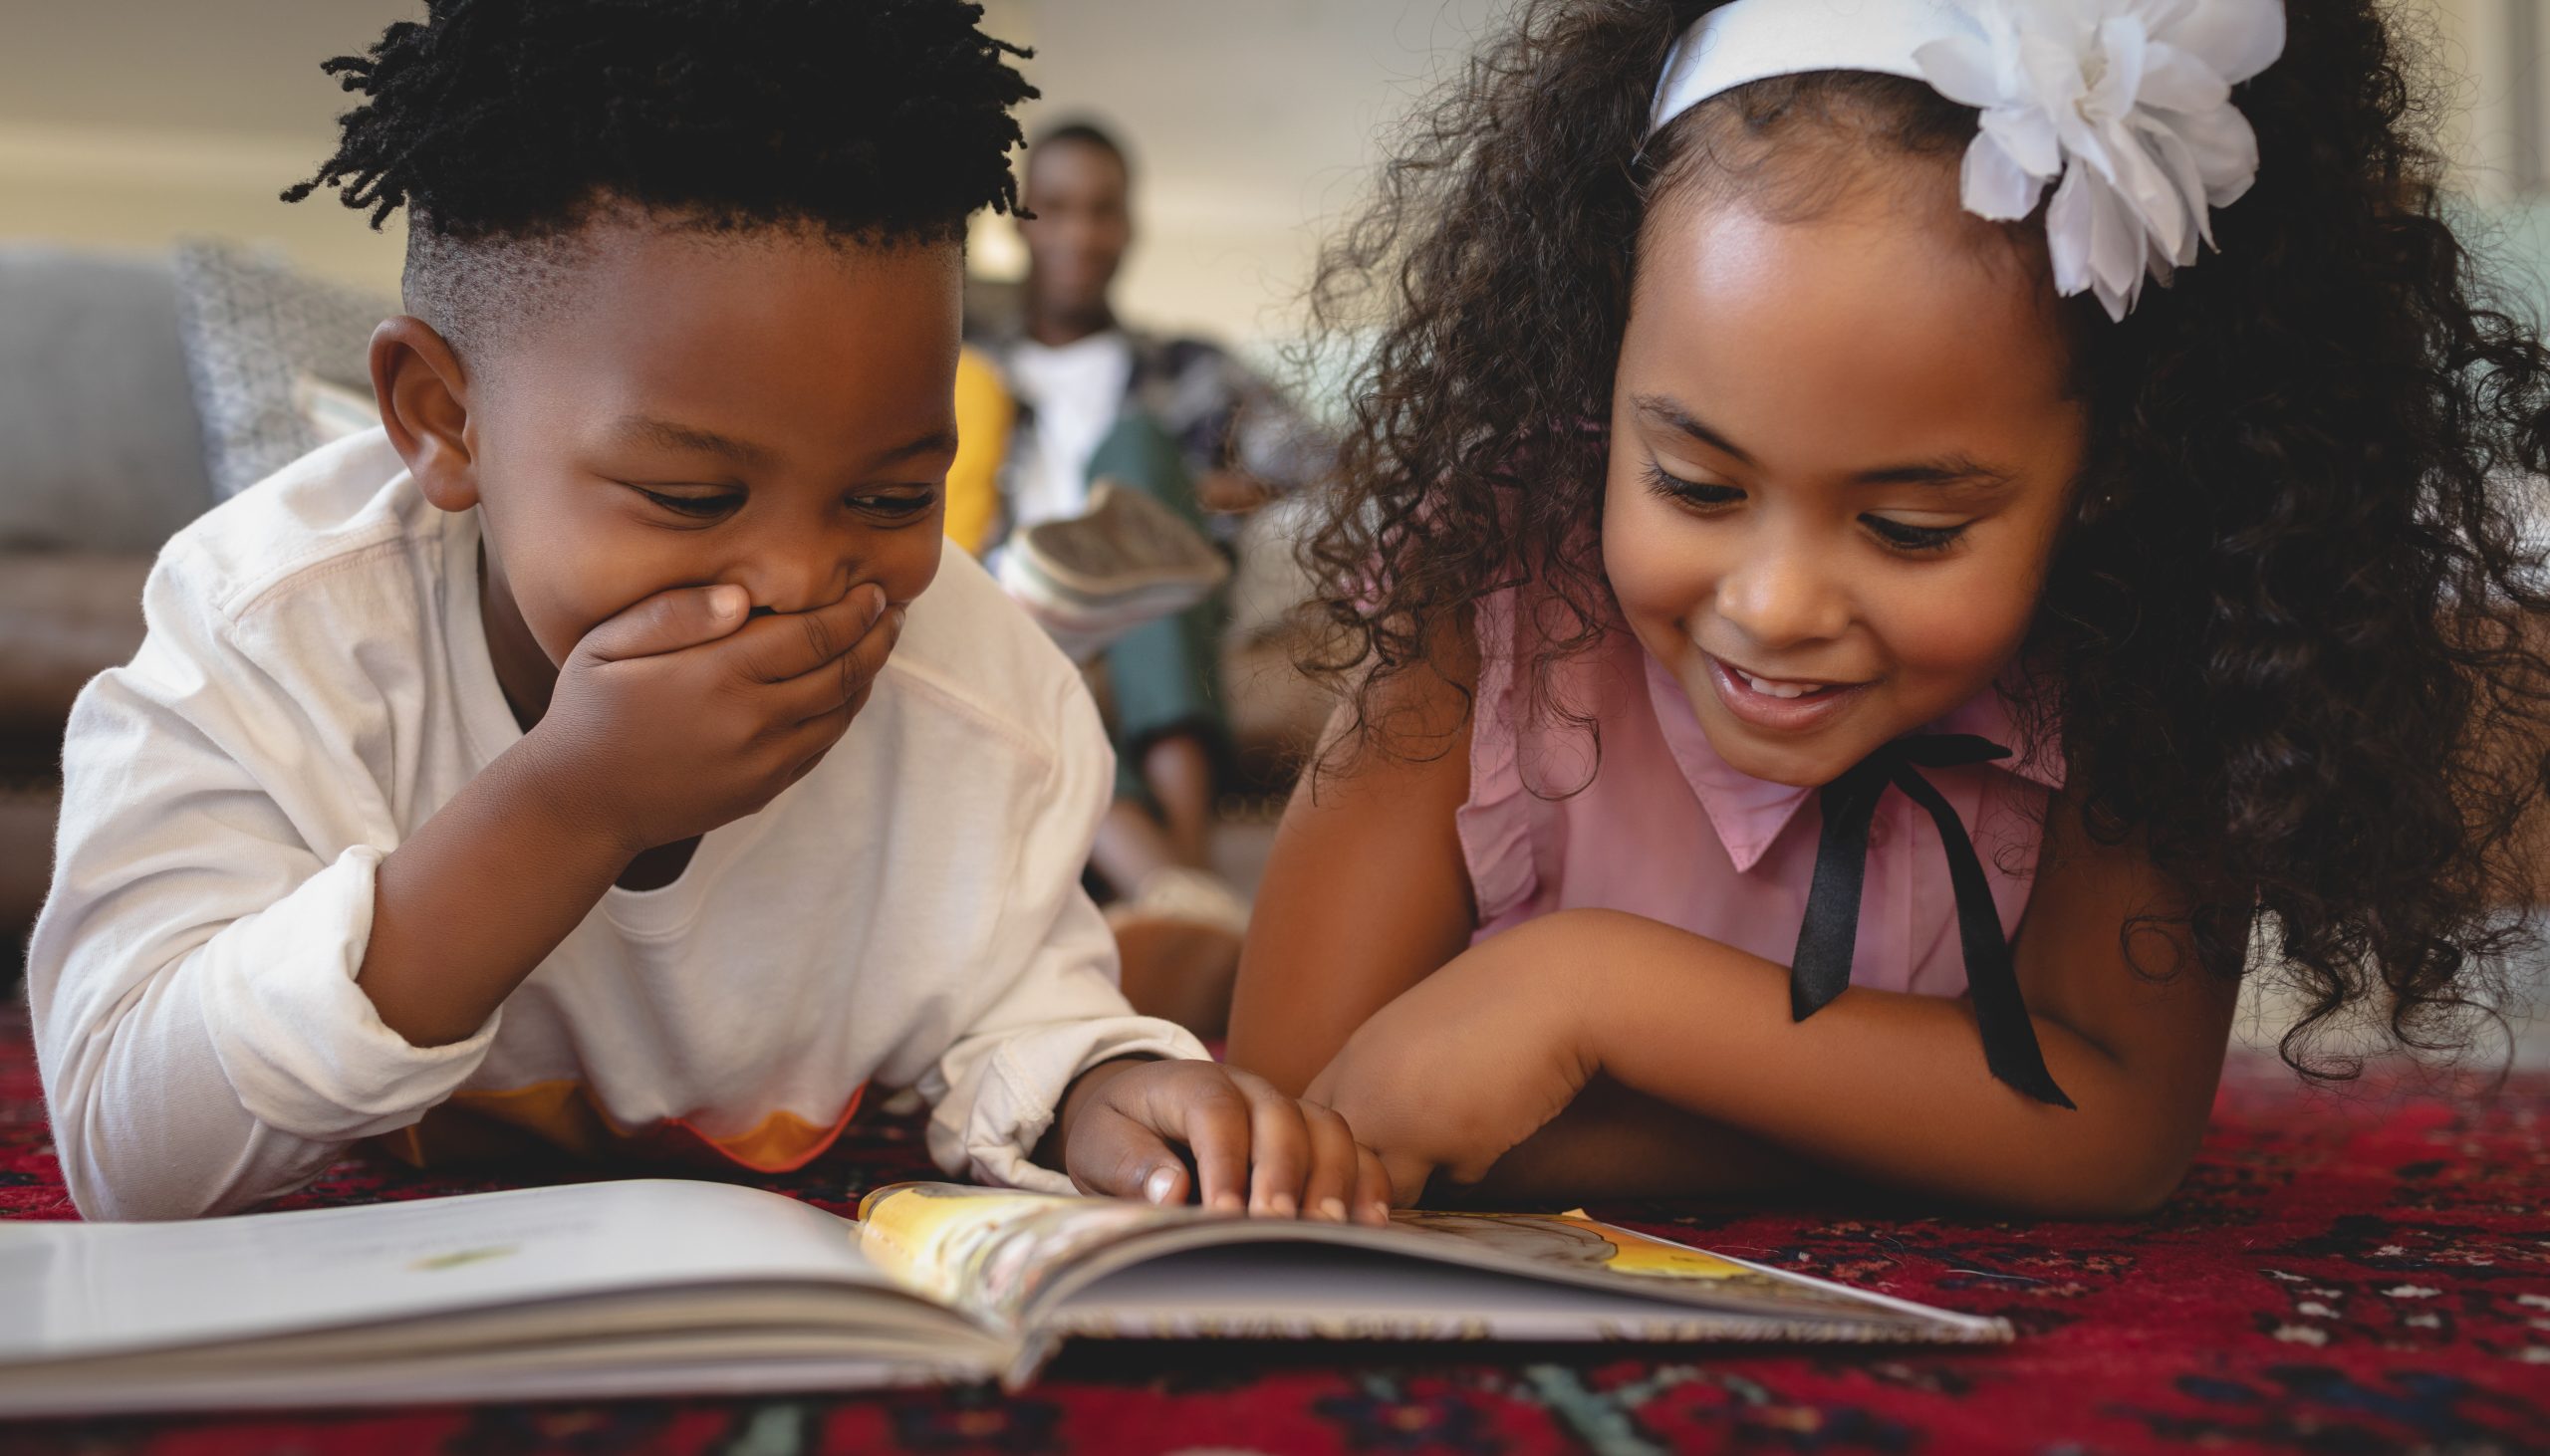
[884,530,944,610]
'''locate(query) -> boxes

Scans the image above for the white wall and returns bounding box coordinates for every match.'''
[2402,0,2550,200]
[980,0,1503,351]
[0,1,416,291]
[0,0,2537,342]
[0,0,1505,345]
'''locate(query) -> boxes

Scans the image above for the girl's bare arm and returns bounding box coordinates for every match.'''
[1315,793,2241,1217]
[1225,647,1483,1097]
[1233,634,1828,1199]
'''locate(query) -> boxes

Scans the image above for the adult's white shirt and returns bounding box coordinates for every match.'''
[30,429,1203,1220]
[1003,330,1136,529]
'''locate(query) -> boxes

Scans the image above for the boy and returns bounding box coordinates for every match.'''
[29,0,1385,1224]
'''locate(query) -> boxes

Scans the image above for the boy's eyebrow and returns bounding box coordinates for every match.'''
[870,425,961,467]
[614,415,778,468]
[1632,393,2016,489]
[608,419,960,473]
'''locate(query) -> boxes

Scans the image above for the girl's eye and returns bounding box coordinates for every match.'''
[1862,515,1966,553]
[1643,461,1743,509]
[633,486,743,520]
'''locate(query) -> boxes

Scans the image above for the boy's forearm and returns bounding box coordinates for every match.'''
[357,739,636,1047]
[1548,911,2209,1217]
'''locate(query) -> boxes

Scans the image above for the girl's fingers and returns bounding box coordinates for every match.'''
[1239,1079,1311,1217]
[1298,1101,1361,1222]
[1353,1142,1398,1226]
[1378,1148,1431,1216]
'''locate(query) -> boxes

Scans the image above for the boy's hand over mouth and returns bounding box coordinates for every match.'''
[1051,1060,1395,1226]
[524,582,902,853]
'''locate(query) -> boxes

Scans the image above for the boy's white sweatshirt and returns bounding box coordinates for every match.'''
[29,430,1205,1220]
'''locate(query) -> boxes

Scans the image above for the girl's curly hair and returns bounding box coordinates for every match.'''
[1298,0,2550,1078]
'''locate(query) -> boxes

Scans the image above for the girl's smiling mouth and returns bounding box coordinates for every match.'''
[1702,652,1872,733]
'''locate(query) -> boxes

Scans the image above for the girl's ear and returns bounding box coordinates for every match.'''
[369,316,479,513]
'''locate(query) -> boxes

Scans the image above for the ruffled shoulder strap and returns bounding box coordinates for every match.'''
[1453,588,1614,925]
[1454,588,1539,924]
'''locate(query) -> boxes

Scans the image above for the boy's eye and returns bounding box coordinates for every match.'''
[1643,461,1743,509]
[850,490,936,519]
[1861,515,1967,553]
[631,486,743,519]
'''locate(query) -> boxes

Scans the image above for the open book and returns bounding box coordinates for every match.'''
[0,1179,2009,1415]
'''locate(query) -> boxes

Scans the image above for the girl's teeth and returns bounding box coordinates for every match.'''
[1734,668,1820,699]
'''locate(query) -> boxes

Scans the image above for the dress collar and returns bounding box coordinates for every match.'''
[1637,645,2063,873]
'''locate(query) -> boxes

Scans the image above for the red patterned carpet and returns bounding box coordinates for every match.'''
[2,996,2545,1455]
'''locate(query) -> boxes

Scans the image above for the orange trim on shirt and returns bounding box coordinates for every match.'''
[371,1080,867,1175]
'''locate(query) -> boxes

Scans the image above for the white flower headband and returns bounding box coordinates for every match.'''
[1649,0,2287,320]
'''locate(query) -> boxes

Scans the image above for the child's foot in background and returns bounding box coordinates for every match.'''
[1109,864,1251,1039]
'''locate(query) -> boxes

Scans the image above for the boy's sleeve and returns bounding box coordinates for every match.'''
[911,657,1208,1194]
[28,543,498,1220]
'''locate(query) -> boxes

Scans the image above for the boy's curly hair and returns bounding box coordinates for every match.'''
[1299,0,2550,1078]
[284,0,1032,361]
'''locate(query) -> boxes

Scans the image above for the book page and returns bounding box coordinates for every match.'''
[0,1179,892,1363]
[857,1182,1166,1327]
[1047,1243,1945,1342]
[854,1184,2001,1341]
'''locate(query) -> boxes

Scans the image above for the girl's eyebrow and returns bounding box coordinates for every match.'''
[1636,393,1754,465]
[1631,393,2018,490]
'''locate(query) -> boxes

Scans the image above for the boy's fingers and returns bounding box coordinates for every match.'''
[811,603,904,715]
[579,584,751,663]
[1354,1144,1398,1226]
[1148,1072,1250,1213]
[731,584,888,684]
[1297,1101,1361,1223]
[1069,1105,1189,1207]
[771,606,901,729]
[1239,1080,1310,1217]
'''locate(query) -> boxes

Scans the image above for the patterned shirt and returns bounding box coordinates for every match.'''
[966,324,1333,545]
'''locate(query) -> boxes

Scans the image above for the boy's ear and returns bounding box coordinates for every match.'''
[370,316,479,513]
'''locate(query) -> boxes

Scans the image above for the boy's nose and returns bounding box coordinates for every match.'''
[736,553,856,616]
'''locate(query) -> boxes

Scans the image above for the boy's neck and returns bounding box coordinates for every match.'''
[478,544,557,734]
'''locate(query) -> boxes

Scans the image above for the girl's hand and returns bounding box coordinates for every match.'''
[1305,920,1602,1203]
[1056,1060,1395,1226]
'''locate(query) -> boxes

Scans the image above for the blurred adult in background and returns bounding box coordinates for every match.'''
[966,118,1332,1027]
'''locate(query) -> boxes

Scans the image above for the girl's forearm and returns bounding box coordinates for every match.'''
[1548,910,2220,1217]
[1460,1076,1830,1203]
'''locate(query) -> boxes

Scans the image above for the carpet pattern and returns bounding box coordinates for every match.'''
[2,999,2544,1454]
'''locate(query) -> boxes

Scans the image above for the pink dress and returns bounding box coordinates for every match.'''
[1458,590,2063,995]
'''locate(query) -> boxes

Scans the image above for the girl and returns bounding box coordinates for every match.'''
[1227,0,2550,1217]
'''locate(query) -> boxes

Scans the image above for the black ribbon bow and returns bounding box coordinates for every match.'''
[1789,733,2074,1108]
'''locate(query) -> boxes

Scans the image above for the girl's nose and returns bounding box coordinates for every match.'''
[1713,547,1850,651]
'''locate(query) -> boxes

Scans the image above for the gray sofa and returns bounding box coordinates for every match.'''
[2,247,220,969]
